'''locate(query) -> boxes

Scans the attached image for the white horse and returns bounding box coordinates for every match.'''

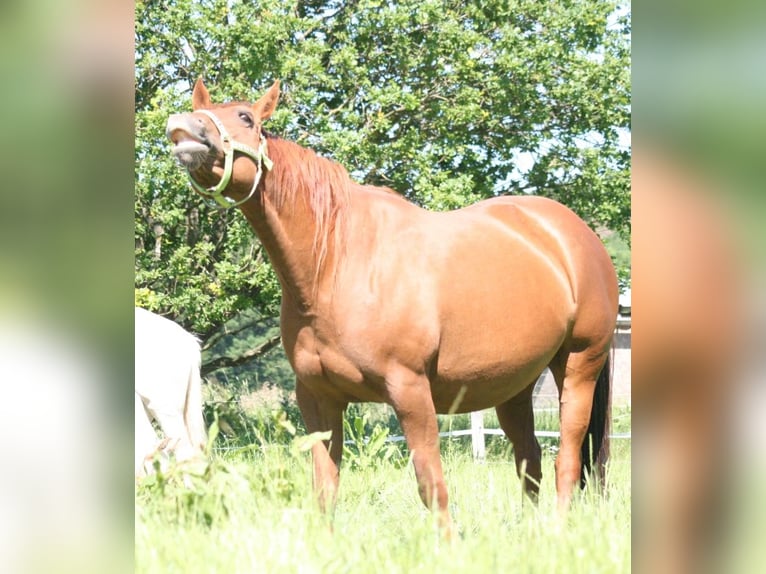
[135,307,207,477]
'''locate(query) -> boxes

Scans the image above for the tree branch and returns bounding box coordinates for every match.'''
[202,333,282,376]
[201,312,277,350]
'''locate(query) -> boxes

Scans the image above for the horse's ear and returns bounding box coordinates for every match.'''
[192,78,211,110]
[253,80,280,121]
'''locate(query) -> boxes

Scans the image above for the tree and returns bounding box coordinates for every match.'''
[135,0,630,377]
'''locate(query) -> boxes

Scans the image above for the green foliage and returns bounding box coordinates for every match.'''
[604,230,631,290]
[135,0,631,368]
[203,387,305,447]
[342,411,405,470]
[136,434,313,529]
[136,438,631,573]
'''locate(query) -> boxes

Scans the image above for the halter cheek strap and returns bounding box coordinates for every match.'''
[186,109,273,209]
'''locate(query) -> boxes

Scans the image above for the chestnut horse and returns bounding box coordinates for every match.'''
[165,79,618,528]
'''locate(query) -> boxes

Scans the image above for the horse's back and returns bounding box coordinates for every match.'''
[134,308,201,400]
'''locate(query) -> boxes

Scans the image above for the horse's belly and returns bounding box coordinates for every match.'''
[430,353,553,413]
[431,304,567,413]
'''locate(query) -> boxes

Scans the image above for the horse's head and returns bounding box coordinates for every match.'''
[166,78,280,208]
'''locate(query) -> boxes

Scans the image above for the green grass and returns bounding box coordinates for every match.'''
[136,410,630,573]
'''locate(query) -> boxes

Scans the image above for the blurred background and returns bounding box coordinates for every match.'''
[633,1,766,573]
[0,0,134,572]
[0,0,763,572]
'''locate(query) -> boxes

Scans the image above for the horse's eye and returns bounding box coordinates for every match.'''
[238,111,254,127]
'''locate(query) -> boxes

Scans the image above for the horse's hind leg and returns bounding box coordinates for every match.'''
[550,348,610,510]
[295,379,346,515]
[495,381,542,502]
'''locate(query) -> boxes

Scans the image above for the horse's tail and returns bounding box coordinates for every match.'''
[580,348,612,489]
[184,341,208,454]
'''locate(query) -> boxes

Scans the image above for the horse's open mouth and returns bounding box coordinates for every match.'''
[172,139,209,155]
[169,134,210,168]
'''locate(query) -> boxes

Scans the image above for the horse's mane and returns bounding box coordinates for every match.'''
[264,135,355,274]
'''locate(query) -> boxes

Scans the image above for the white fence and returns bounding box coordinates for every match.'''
[379,409,632,461]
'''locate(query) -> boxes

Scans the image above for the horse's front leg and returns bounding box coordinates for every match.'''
[387,369,453,536]
[295,379,346,514]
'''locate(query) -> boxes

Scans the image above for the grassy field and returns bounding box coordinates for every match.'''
[136,407,630,573]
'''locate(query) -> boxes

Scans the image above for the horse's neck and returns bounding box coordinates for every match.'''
[238,175,331,314]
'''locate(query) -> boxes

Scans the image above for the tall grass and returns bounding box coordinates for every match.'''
[136,405,630,573]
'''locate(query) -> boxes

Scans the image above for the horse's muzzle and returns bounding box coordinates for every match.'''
[166,114,211,169]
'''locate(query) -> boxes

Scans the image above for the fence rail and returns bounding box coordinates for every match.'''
[380,424,631,461]
[379,428,632,443]
[213,427,631,458]
[353,407,631,461]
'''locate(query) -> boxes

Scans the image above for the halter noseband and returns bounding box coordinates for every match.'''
[186,109,273,209]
